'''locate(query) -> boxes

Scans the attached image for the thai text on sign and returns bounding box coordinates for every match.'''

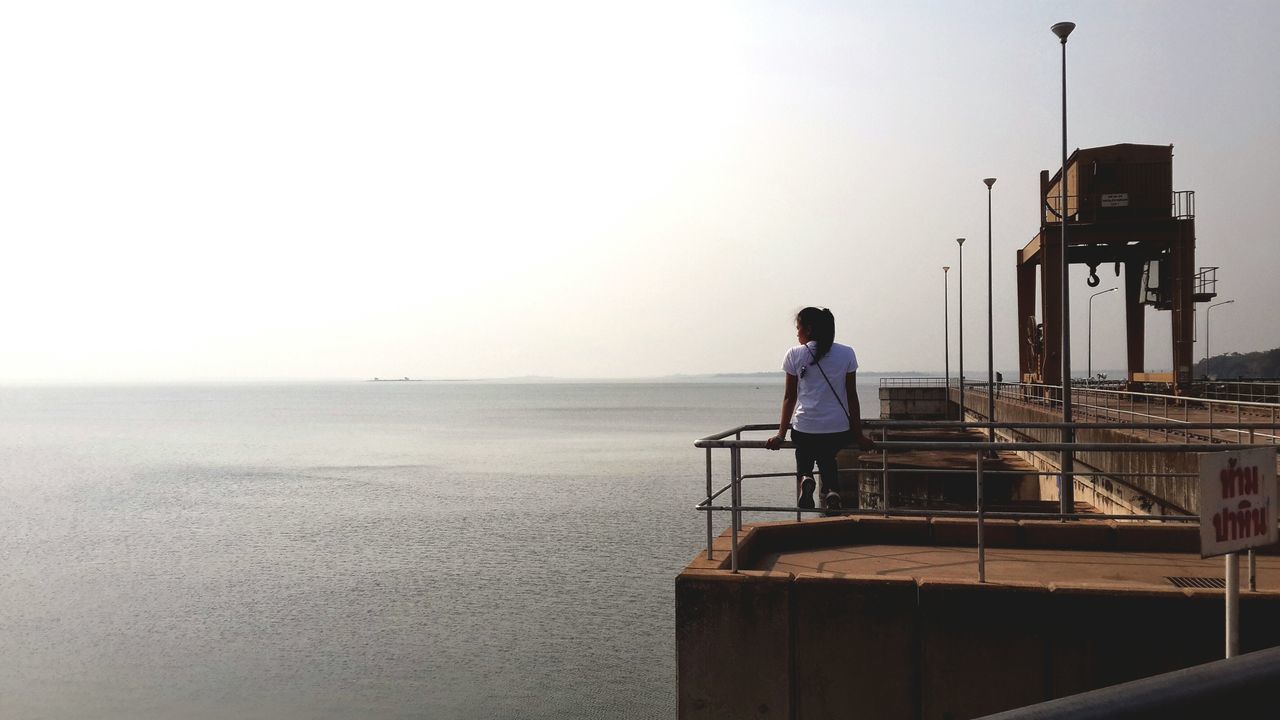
[1199,448,1279,558]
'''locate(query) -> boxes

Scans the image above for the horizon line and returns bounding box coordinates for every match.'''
[0,368,1158,386]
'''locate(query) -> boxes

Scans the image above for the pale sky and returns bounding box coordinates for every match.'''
[3,0,1277,381]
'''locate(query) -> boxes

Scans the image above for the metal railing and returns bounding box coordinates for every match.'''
[1173,189,1196,219]
[958,382,1280,445]
[1198,380,1280,404]
[1195,265,1218,297]
[879,376,950,387]
[1040,190,1195,221]
[694,420,1277,579]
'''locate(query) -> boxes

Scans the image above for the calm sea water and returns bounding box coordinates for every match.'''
[0,379,877,719]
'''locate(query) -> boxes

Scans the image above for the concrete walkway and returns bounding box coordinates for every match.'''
[757,542,1280,591]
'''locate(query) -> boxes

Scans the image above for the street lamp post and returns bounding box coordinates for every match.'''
[944,266,951,406]
[957,238,966,422]
[1205,300,1235,378]
[1088,287,1116,384]
[1052,20,1076,516]
[984,178,997,444]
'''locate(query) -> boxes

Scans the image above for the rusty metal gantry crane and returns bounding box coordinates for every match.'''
[1016,143,1216,394]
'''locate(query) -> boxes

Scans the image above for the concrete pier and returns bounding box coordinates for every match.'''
[679,382,1280,718]
[677,517,1280,720]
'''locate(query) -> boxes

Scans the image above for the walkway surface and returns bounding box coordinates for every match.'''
[757,543,1280,591]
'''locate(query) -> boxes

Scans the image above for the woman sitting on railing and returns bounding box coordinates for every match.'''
[765,307,875,511]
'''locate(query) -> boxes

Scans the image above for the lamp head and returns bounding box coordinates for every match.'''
[983,178,996,188]
[1051,22,1075,43]
[943,266,950,273]
[956,237,966,246]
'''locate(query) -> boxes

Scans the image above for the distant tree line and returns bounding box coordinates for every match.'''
[1194,347,1280,378]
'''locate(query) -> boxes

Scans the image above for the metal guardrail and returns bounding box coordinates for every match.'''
[959,382,1280,445]
[882,379,1280,436]
[1041,190,1195,220]
[1173,189,1195,219]
[694,420,1278,578]
[878,377,950,387]
[1198,380,1280,404]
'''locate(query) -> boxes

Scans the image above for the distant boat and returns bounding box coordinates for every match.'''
[370,377,422,382]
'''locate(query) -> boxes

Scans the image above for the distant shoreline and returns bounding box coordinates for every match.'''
[415,370,934,383]
[18,370,1179,387]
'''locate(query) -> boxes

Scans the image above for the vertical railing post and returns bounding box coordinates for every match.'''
[796,468,803,523]
[730,446,740,573]
[1227,552,1239,658]
[1209,403,1215,442]
[882,427,890,516]
[976,452,986,583]
[795,431,803,522]
[731,445,741,533]
[705,448,714,561]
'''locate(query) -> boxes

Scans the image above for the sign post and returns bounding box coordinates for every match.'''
[1199,448,1279,658]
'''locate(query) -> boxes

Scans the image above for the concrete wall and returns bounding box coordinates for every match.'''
[676,570,793,719]
[879,386,951,420]
[979,396,1199,515]
[792,575,918,719]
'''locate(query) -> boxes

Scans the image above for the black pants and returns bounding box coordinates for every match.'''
[791,428,851,497]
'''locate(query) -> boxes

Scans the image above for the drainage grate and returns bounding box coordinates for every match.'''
[1166,576,1226,589]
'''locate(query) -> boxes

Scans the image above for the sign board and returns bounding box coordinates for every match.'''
[1100,193,1129,207]
[1199,448,1279,558]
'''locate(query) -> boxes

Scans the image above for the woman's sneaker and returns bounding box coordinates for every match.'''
[798,476,816,509]
[822,490,843,515]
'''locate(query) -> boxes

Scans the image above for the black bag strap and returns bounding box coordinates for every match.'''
[806,346,852,427]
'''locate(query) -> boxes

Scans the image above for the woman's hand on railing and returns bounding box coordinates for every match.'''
[855,433,876,451]
[765,433,786,450]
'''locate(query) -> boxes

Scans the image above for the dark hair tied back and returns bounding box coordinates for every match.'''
[796,306,836,362]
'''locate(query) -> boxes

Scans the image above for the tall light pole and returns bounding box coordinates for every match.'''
[1052,20,1076,516]
[984,178,997,444]
[944,266,951,406]
[1205,300,1235,379]
[957,237,966,422]
[1088,287,1116,384]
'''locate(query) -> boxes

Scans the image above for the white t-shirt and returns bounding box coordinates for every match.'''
[782,341,859,434]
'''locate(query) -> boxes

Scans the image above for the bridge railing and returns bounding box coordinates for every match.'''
[957,381,1279,445]
[693,420,1277,578]
[878,376,950,387]
[1197,379,1280,404]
